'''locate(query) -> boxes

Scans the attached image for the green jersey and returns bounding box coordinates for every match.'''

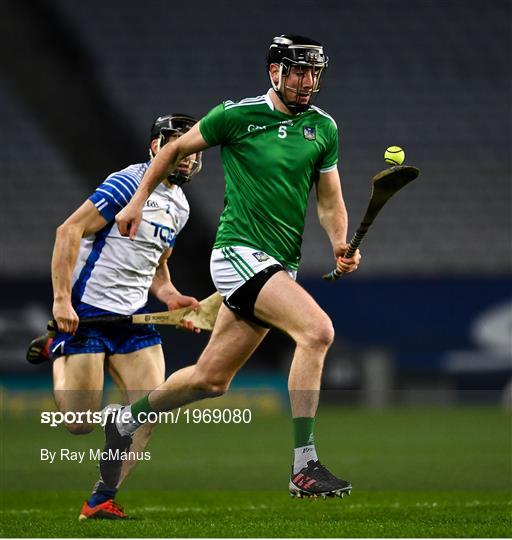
[199,91,339,270]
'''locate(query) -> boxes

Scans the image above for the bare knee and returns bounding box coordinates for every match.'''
[54,407,99,435]
[190,368,231,398]
[297,316,335,350]
[64,422,95,435]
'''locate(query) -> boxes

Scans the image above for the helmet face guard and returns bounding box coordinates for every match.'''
[268,36,328,113]
[149,114,202,186]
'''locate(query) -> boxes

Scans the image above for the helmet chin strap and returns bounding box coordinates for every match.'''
[166,171,189,187]
[148,135,164,160]
[270,66,310,114]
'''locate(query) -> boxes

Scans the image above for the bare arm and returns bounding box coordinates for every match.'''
[316,167,348,249]
[117,123,210,239]
[316,168,361,273]
[150,248,201,333]
[149,248,180,301]
[52,200,108,333]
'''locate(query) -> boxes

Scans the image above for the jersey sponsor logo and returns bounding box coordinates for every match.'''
[248,120,294,133]
[247,124,267,132]
[252,251,270,262]
[150,221,176,246]
[303,127,316,140]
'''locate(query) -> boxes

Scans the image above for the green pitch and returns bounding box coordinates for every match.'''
[1,404,510,537]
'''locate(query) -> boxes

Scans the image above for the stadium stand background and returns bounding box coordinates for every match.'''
[1,0,510,402]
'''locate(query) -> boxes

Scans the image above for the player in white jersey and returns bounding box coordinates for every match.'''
[48,114,202,520]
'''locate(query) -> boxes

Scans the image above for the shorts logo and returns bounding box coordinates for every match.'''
[252,251,269,262]
[51,340,65,355]
[303,126,316,140]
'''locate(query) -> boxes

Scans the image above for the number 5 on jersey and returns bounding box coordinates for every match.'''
[278,125,288,139]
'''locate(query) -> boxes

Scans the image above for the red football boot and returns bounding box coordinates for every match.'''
[78,499,129,520]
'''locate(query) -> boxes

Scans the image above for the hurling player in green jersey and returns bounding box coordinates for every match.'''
[108,35,361,498]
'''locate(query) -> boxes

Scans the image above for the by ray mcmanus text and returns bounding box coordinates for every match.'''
[40,447,151,463]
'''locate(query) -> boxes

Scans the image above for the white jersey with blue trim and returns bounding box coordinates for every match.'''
[71,162,190,315]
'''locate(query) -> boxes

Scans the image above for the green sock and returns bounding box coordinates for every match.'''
[130,393,154,424]
[293,417,315,448]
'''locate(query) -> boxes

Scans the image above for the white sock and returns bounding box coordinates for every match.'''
[115,405,141,437]
[293,445,318,474]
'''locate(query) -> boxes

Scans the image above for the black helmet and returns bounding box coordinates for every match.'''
[267,35,328,113]
[149,113,202,186]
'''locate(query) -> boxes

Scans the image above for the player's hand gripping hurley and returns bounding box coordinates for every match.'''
[322,165,420,281]
[47,292,222,334]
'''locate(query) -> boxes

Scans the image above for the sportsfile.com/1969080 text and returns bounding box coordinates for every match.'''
[40,408,252,427]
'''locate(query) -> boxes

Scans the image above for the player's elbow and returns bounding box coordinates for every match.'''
[55,221,81,241]
[55,222,69,238]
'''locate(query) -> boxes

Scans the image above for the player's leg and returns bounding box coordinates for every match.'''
[51,326,131,519]
[53,353,105,434]
[80,344,165,519]
[99,304,268,489]
[254,271,352,497]
[51,322,109,434]
[54,353,129,521]
[116,303,268,416]
[255,270,333,414]
[150,304,269,410]
[108,344,165,486]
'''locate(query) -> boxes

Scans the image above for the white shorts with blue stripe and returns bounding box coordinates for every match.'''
[210,246,297,299]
